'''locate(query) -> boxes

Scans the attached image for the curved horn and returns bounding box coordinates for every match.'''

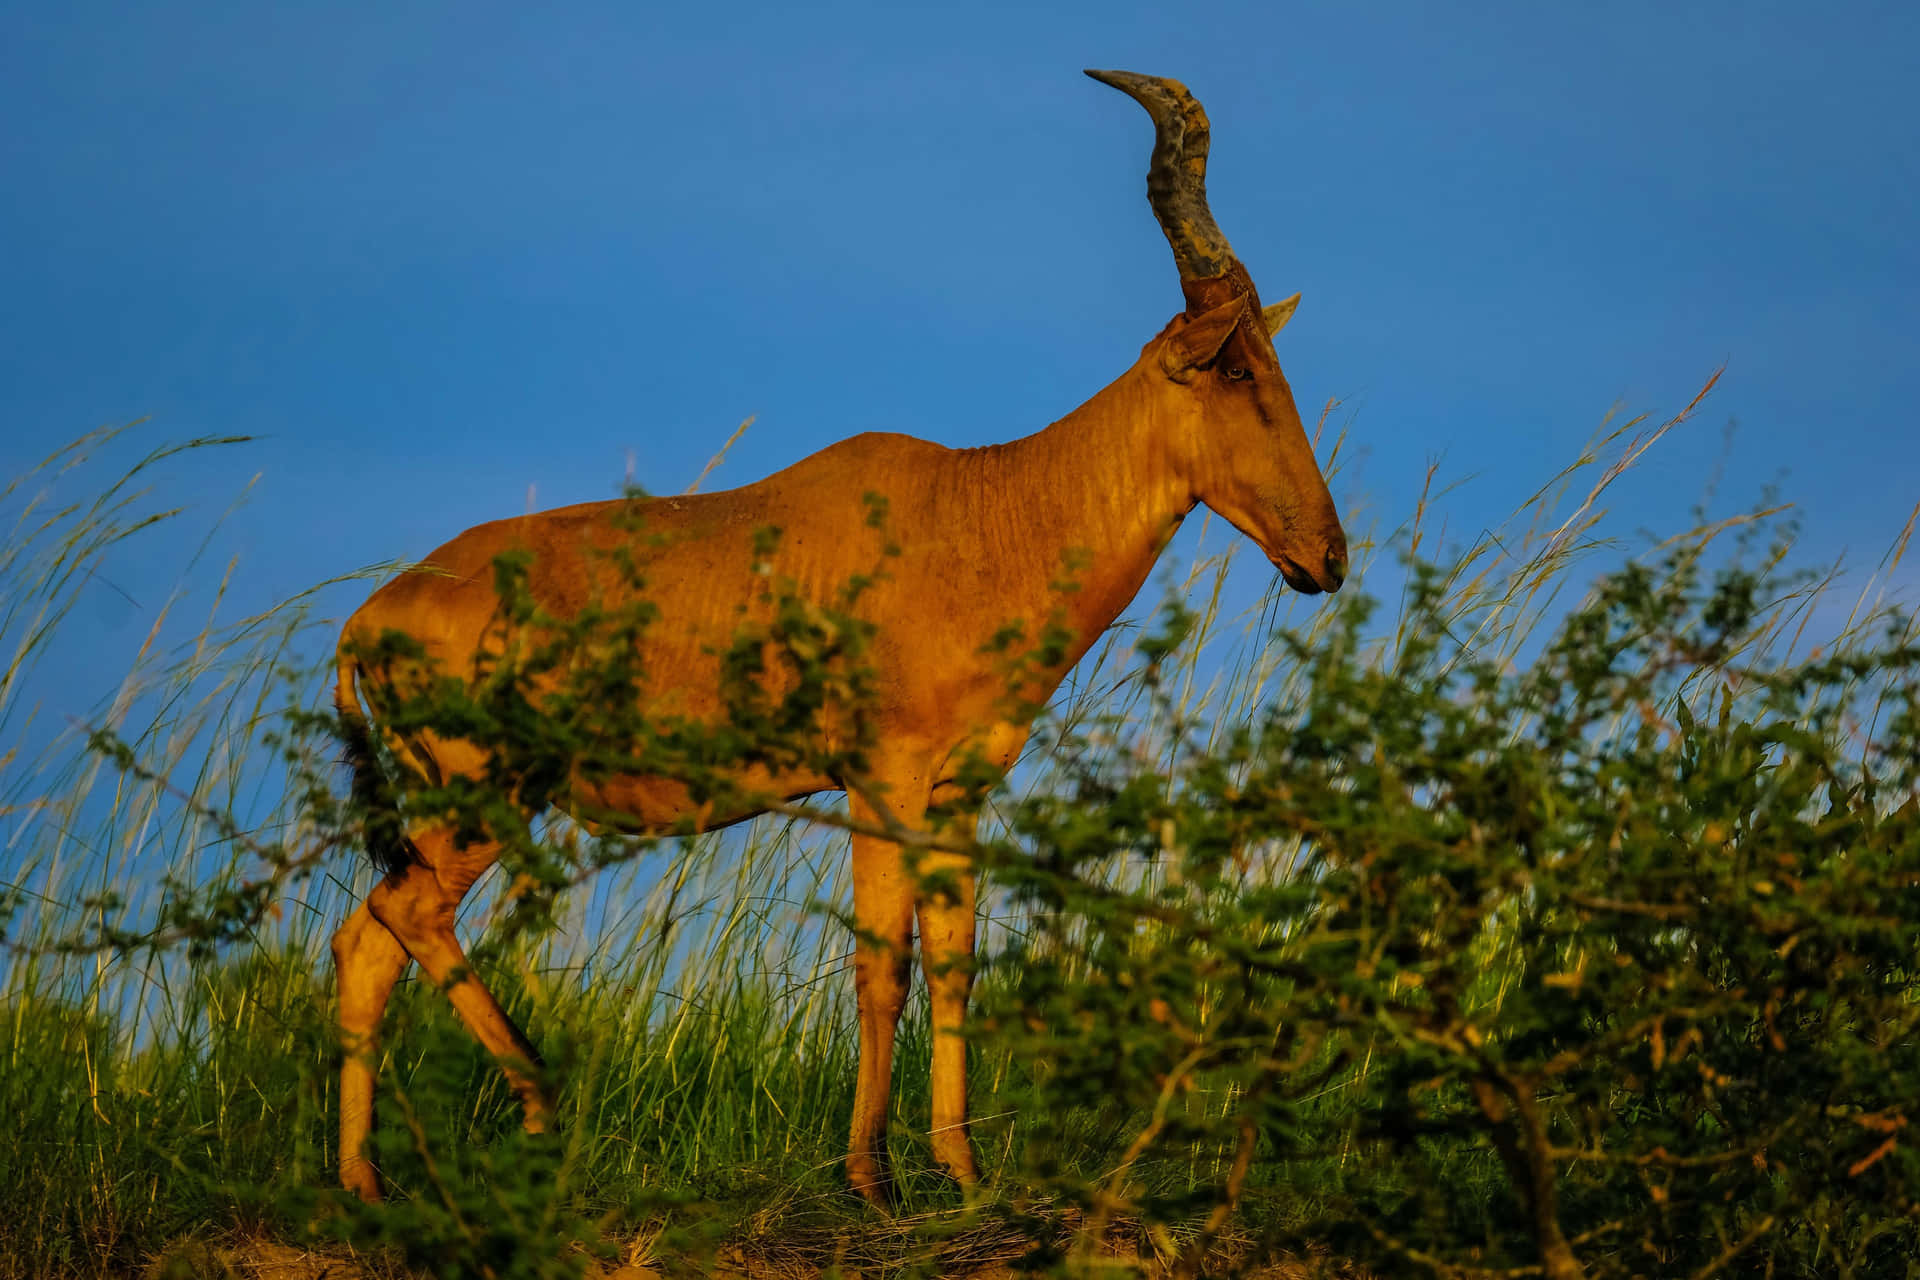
[1085,69,1237,281]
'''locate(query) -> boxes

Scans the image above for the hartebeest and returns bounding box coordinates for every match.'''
[330,70,1348,1207]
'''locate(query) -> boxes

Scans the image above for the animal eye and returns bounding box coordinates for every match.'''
[1224,366,1251,381]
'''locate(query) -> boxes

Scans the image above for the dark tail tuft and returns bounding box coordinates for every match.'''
[336,661,421,878]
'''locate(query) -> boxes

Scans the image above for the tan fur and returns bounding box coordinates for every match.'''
[330,76,1349,1210]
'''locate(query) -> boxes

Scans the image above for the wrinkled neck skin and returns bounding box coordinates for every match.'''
[943,325,1210,681]
[964,266,1327,682]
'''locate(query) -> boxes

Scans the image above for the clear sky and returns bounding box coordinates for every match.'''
[4,0,1917,706]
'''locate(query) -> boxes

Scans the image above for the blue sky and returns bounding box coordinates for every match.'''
[4,0,1917,710]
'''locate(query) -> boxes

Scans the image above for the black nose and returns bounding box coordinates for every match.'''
[1325,544,1349,590]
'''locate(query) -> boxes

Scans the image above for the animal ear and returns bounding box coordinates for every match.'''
[1160,296,1248,382]
[1262,292,1301,336]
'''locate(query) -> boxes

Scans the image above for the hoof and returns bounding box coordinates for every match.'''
[340,1159,382,1203]
[846,1156,897,1214]
[932,1142,979,1188]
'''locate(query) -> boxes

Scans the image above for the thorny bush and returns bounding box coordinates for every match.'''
[980,532,1920,1279]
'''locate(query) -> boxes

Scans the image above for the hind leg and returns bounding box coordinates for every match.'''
[366,829,553,1135]
[333,900,413,1201]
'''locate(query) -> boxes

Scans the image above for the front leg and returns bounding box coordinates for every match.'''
[845,772,926,1209]
[917,805,981,1186]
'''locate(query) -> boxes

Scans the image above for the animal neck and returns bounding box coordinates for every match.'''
[958,359,1194,671]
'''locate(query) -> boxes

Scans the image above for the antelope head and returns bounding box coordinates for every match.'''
[1091,69,1349,595]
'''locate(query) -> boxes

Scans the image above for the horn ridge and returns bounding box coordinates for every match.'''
[1085,69,1237,281]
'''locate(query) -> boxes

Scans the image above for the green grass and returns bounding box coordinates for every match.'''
[3,391,1915,1279]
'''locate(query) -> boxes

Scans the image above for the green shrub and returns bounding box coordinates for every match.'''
[5,412,1917,1279]
[978,532,1919,1278]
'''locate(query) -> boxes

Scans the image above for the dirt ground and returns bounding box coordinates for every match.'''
[138,1234,1348,1280]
